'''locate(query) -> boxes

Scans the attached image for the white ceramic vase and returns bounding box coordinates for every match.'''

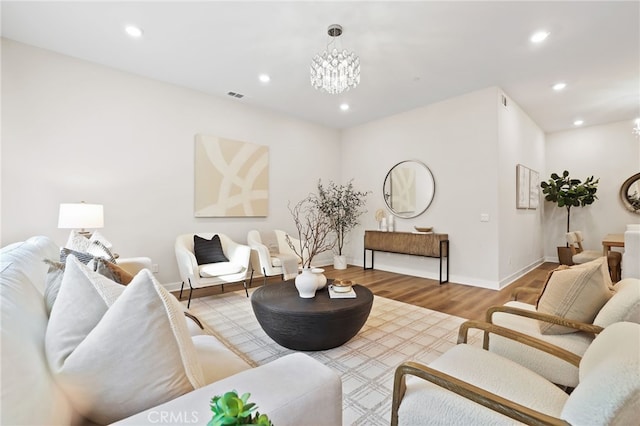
[333,255,347,270]
[295,268,317,298]
[312,268,327,289]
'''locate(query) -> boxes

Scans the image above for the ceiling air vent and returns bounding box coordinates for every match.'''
[227,91,244,99]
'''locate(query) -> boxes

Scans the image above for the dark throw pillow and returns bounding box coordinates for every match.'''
[193,234,229,265]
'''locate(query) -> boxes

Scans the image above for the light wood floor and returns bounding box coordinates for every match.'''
[174,262,557,320]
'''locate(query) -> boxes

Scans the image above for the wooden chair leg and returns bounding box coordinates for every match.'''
[249,269,254,287]
[243,280,249,298]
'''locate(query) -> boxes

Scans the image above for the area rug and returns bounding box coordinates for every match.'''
[186,288,482,426]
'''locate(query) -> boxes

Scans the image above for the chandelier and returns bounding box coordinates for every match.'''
[310,24,360,94]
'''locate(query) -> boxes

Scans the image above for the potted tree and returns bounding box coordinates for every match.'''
[540,170,599,265]
[316,179,370,270]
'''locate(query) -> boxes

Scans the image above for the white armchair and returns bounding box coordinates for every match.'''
[485,277,640,388]
[392,321,640,426]
[247,230,303,286]
[175,233,251,307]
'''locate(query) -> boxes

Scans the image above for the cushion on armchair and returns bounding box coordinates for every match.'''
[536,257,613,334]
[199,262,244,277]
[194,234,229,265]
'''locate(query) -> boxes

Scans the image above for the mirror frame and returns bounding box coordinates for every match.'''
[620,172,640,214]
[383,160,435,218]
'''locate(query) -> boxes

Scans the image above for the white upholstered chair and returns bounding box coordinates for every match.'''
[392,321,640,426]
[247,229,303,286]
[175,233,251,307]
[568,230,622,281]
[566,231,600,264]
[485,277,640,388]
[622,224,640,279]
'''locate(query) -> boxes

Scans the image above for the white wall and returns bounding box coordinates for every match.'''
[497,92,546,286]
[5,38,632,291]
[1,39,341,286]
[341,87,503,287]
[544,120,640,259]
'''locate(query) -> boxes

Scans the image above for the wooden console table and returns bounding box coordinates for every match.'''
[363,230,449,284]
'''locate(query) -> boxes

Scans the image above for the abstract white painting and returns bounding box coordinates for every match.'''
[194,134,268,217]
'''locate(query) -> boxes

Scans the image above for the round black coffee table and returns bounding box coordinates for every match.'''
[250,280,374,351]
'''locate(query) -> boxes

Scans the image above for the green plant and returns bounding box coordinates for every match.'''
[540,170,599,233]
[208,391,272,426]
[316,179,370,256]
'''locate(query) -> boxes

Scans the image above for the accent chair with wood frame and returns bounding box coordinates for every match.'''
[485,277,640,388]
[391,321,639,426]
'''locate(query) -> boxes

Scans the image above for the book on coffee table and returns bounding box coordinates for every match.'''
[328,285,357,298]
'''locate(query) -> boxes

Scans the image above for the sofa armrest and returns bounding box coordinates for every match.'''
[114,353,342,426]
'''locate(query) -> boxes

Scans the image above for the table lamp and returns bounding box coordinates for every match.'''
[58,202,104,237]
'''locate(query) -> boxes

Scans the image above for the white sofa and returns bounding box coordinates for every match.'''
[1,236,342,425]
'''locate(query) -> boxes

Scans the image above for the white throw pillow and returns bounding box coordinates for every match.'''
[65,230,91,252]
[46,256,205,424]
[593,278,640,327]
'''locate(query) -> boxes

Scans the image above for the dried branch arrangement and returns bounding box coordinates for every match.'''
[286,195,335,268]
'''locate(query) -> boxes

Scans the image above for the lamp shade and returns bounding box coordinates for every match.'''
[58,203,104,229]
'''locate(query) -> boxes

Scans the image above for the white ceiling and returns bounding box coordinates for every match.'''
[2,1,639,133]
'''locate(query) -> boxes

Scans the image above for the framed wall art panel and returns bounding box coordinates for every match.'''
[194,134,269,217]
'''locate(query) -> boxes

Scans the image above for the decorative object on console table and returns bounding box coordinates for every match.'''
[375,208,386,231]
[58,202,104,238]
[363,230,449,284]
[540,170,599,265]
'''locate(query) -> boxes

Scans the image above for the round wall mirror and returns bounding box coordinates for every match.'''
[620,172,640,214]
[383,160,435,218]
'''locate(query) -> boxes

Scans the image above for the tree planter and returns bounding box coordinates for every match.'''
[557,246,574,266]
[333,255,347,270]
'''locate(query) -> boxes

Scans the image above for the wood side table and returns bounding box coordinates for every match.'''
[251,280,373,351]
[602,233,624,256]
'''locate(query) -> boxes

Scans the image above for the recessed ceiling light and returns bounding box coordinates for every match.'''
[530,30,550,43]
[552,82,567,91]
[258,74,270,83]
[574,119,584,126]
[125,25,143,38]
[340,103,350,111]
